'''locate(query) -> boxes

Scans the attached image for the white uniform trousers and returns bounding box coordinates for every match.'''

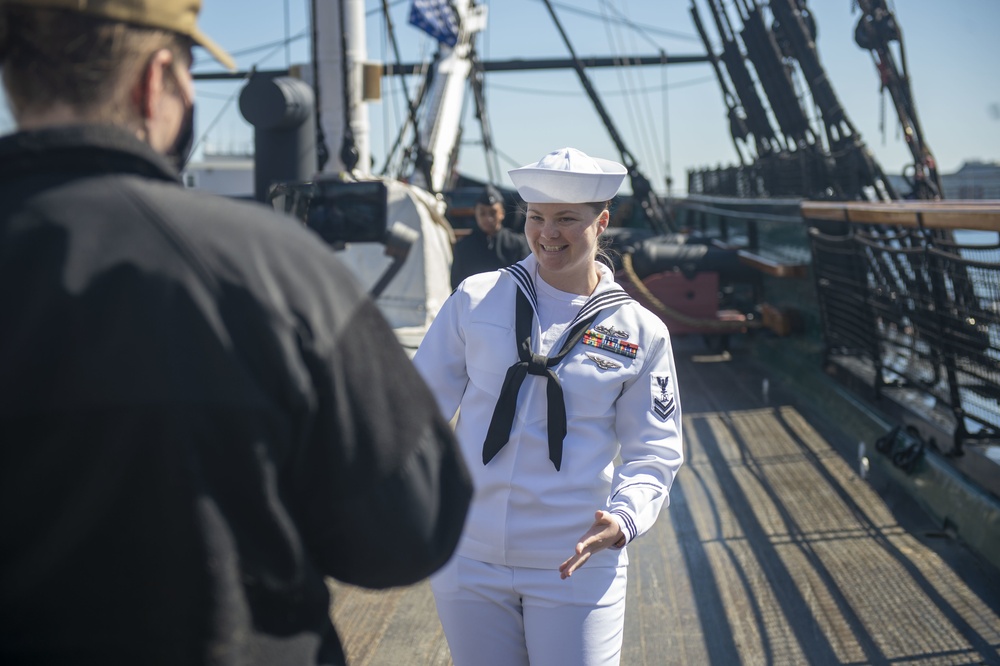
[431,555,627,666]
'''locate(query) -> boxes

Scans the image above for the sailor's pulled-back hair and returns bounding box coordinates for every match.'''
[0,5,190,130]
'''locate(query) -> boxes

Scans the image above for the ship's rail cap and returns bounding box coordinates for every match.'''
[801,200,1000,232]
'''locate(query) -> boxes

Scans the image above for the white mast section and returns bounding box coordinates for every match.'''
[408,1,487,193]
[313,0,371,177]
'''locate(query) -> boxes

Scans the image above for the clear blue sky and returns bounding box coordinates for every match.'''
[2,0,998,195]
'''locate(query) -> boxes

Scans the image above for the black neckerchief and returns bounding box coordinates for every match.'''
[482,264,633,470]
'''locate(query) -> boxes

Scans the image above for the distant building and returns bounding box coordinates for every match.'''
[887,161,1000,200]
[941,161,1000,199]
[182,150,254,199]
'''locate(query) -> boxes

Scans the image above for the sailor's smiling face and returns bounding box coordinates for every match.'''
[524,202,608,293]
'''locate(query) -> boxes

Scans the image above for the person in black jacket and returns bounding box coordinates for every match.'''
[450,184,530,288]
[0,2,471,665]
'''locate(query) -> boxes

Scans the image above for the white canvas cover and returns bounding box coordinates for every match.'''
[332,178,454,352]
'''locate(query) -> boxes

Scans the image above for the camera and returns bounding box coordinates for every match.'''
[269,178,389,245]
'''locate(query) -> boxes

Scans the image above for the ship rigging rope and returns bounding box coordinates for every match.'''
[620,253,763,331]
[598,0,666,190]
[189,22,310,155]
[540,0,699,43]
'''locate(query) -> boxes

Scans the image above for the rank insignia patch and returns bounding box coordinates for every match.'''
[582,329,638,359]
[651,374,675,421]
[585,352,621,370]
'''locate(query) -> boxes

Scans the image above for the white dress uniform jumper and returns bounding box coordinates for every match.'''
[413,253,684,665]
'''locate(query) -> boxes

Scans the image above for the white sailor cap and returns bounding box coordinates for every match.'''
[508,147,627,204]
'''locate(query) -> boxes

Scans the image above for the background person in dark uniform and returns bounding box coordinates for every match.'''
[450,184,530,288]
[0,1,471,664]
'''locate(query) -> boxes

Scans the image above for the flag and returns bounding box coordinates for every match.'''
[408,0,460,48]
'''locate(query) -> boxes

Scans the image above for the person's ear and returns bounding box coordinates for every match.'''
[134,49,174,121]
[597,209,610,234]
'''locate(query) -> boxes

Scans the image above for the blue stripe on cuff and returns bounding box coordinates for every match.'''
[612,510,637,542]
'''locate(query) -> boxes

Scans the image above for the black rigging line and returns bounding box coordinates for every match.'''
[595,0,676,52]
[192,30,308,69]
[379,0,429,184]
[366,0,408,17]
[284,0,292,66]
[662,64,673,195]
[337,0,359,171]
[536,0,701,43]
[469,53,503,186]
[488,76,716,97]
[690,1,750,165]
[192,29,304,159]
[309,1,329,171]
[598,0,664,190]
[473,1,502,184]
[539,0,674,233]
[540,0,637,170]
[599,3,643,165]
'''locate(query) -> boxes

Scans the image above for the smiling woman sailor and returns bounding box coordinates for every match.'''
[413,147,685,666]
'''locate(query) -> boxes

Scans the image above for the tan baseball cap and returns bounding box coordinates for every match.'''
[4,0,236,70]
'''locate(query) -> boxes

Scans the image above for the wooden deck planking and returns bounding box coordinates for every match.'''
[328,583,450,666]
[327,337,1000,664]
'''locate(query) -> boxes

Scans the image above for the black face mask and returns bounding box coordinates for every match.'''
[166,101,195,173]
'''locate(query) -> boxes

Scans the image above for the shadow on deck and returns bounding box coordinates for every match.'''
[327,334,1000,665]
